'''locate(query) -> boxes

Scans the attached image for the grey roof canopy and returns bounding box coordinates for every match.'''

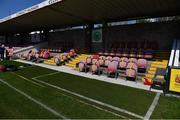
[0,0,180,34]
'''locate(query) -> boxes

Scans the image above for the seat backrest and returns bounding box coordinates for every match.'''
[126,69,136,78]
[106,56,113,61]
[138,59,147,68]
[112,57,120,62]
[129,58,138,64]
[104,60,111,66]
[127,63,138,71]
[119,61,127,68]
[91,61,100,72]
[108,62,118,73]
[79,62,85,72]
[99,56,106,60]
[99,59,104,66]
[86,57,92,64]
[120,57,128,62]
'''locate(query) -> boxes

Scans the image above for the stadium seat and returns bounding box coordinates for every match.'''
[107,61,118,78]
[99,59,105,66]
[54,57,61,66]
[92,59,98,65]
[106,56,113,61]
[126,62,138,81]
[43,51,50,59]
[78,59,87,72]
[86,57,92,65]
[126,68,136,81]
[112,57,120,62]
[118,57,128,70]
[91,61,101,75]
[126,62,138,71]
[128,58,138,64]
[99,56,106,60]
[137,59,147,73]
[120,57,129,63]
[104,59,111,67]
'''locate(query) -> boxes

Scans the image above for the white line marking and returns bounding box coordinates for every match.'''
[33,72,60,79]
[144,93,161,120]
[15,74,126,118]
[12,73,45,88]
[33,78,143,119]
[55,89,127,119]
[0,79,67,119]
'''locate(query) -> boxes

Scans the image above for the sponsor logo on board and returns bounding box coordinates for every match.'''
[169,69,180,93]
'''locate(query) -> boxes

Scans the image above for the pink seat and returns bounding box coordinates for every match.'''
[99,56,106,60]
[92,59,98,65]
[86,57,92,64]
[120,57,128,62]
[91,61,100,74]
[106,56,113,61]
[92,55,99,60]
[43,51,50,59]
[112,57,120,62]
[119,61,127,69]
[78,59,87,72]
[54,57,60,65]
[128,58,138,64]
[127,63,138,72]
[138,59,147,69]
[99,59,105,66]
[126,69,136,78]
[79,63,85,72]
[107,62,118,74]
[104,60,111,67]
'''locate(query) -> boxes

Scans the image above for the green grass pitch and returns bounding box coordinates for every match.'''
[0,61,179,119]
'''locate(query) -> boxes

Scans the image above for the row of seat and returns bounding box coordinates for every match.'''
[110,41,158,50]
[78,55,147,81]
[44,49,78,66]
[97,48,153,60]
[40,48,62,53]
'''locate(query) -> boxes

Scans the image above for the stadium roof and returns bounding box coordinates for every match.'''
[0,0,180,34]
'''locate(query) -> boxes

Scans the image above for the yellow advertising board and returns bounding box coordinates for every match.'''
[169,69,180,93]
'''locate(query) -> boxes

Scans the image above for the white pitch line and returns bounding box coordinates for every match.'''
[16,73,126,119]
[33,78,143,119]
[13,73,126,119]
[144,93,161,120]
[33,72,60,79]
[12,73,45,88]
[55,89,127,119]
[0,79,67,119]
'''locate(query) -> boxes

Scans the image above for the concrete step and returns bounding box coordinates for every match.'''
[148,70,156,75]
[44,62,56,65]
[145,74,154,79]
[66,64,76,68]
